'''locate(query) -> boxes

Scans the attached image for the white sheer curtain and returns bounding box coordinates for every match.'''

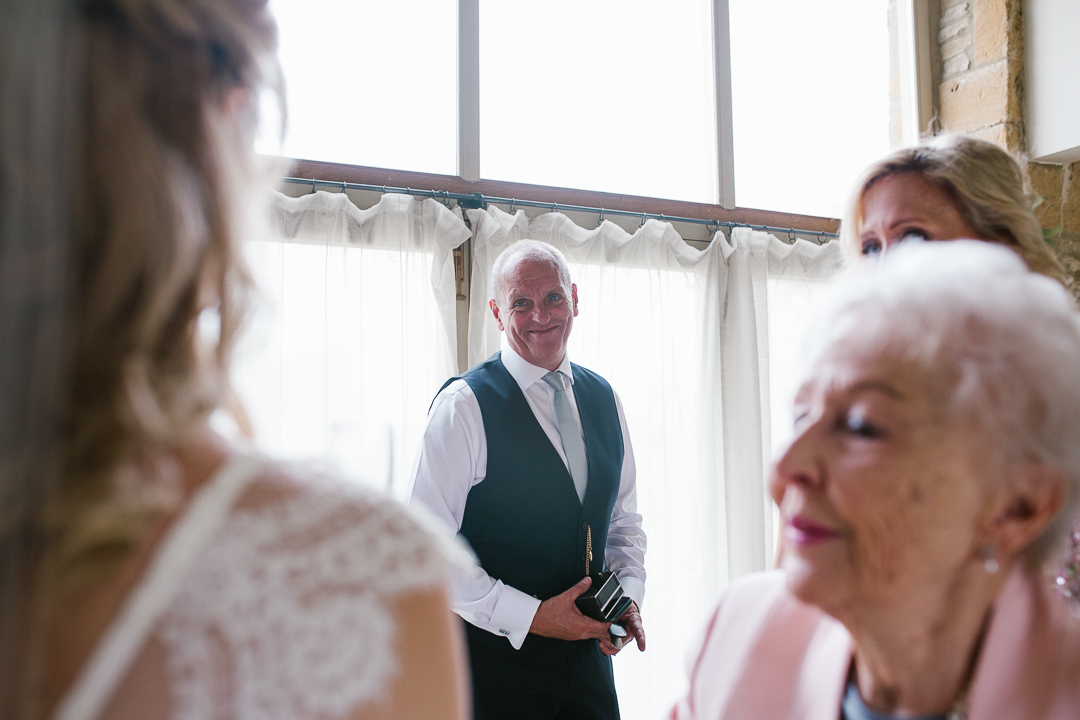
[229,190,469,497]
[466,208,842,719]
[721,228,846,575]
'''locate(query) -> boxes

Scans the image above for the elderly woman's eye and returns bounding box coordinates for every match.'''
[861,239,882,256]
[845,413,884,439]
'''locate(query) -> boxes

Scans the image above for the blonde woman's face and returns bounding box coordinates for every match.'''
[858,171,980,257]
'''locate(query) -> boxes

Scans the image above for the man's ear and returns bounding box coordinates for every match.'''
[571,284,579,317]
[489,298,505,331]
[989,463,1067,562]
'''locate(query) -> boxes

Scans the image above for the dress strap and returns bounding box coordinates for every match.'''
[52,453,266,720]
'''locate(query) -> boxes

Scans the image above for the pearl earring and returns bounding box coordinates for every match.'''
[979,545,999,574]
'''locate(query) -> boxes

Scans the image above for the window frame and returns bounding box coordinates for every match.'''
[276,0,930,231]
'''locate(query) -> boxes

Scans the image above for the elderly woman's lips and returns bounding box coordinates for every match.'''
[786,516,840,546]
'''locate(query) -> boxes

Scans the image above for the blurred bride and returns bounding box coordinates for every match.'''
[0,1,468,719]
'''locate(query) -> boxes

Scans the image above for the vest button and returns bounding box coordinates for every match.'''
[582,522,589,530]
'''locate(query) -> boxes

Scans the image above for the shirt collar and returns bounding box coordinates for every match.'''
[501,345,575,394]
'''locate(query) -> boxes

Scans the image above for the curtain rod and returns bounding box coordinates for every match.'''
[279,177,839,242]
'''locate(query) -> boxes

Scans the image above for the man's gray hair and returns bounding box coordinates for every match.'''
[802,240,1080,568]
[491,240,573,306]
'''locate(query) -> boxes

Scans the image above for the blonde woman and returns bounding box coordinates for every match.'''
[0,1,468,719]
[838,133,1070,286]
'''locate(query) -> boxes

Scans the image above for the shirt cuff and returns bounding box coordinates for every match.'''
[616,575,645,611]
[488,585,542,650]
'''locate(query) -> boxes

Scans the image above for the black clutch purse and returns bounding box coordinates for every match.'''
[574,571,634,624]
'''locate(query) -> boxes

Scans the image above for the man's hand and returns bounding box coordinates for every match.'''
[599,602,646,656]
[529,576,613,642]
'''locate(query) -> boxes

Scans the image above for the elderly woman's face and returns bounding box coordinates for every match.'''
[769,345,999,613]
[858,171,979,257]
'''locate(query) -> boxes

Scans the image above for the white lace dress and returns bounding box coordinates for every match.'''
[52,455,455,720]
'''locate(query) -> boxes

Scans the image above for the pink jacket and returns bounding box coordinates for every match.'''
[672,568,1080,720]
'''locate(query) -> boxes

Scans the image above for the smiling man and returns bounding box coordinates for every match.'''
[408,240,646,720]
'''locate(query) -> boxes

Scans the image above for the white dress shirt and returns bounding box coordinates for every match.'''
[407,346,647,649]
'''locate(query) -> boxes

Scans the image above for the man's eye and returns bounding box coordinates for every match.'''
[861,239,882,256]
[547,294,562,303]
[513,299,528,308]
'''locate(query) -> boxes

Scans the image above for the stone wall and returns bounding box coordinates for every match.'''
[933,0,1080,288]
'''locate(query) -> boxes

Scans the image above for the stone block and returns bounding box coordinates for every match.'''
[973,0,1010,66]
[967,123,1007,148]
[1064,163,1080,234]
[1028,161,1064,229]
[944,52,971,77]
[942,36,972,63]
[939,60,1010,132]
[1051,231,1080,296]
[941,1,970,24]
[939,16,969,43]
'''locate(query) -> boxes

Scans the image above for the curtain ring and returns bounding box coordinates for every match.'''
[551,202,558,214]
[509,198,517,214]
[597,208,605,227]
[639,212,647,228]
[310,178,316,194]
[788,228,797,242]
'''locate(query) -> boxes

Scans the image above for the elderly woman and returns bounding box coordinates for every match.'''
[673,240,1080,719]
[1,1,467,718]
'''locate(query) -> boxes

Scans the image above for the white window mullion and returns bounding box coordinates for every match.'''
[712,0,736,210]
[458,0,481,181]
[897,0,934,146]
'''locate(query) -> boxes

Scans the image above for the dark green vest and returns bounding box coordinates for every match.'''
[445,352,624,661]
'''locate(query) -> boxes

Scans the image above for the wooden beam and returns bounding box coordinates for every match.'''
[282,158,841,234]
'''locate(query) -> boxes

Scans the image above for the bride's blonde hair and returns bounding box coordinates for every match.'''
[4,0,281,574]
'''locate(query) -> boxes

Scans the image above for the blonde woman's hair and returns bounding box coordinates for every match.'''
[838,134,1071,288]
[11,0,279,572]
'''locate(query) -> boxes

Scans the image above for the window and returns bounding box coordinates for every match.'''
[480,0,717,204]
[729,0,891,218]
[265,0,895,219]
[267,0,457,174]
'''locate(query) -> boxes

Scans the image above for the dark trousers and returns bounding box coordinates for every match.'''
[468,637,620,720]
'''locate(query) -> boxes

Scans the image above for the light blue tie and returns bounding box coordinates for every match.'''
[542,371,589,503]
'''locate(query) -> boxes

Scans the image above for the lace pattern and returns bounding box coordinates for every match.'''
[157,475,451,720]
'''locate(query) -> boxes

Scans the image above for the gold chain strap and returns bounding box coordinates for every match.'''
[586,524,593,575]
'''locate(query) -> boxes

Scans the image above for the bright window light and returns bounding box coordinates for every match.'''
[729,0,891,218]
[479,0,717,203]
[263,0,457,174]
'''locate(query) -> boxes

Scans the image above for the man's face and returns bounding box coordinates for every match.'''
[489,258,578,372]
